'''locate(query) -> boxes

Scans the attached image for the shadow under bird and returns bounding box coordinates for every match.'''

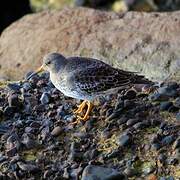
[27,53,153,124]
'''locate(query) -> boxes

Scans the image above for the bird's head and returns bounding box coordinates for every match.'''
[27,53,67,80]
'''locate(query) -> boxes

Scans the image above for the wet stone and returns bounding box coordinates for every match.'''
[174,97,180,108]
[22,82,32,91]
[8,94,20,107]
[160,101,173,111]
[81,165,127,180]
[124,167,138,177]
[173,138,180,150]
[148,93,169,101]
[40,92,50,104]
[161,135,175,146]
[117,134,131,147]
[158,86,178,97]
[7,83,21,91]
[51,126,62,137]
[126,119,139,126]
[175,112,180,121]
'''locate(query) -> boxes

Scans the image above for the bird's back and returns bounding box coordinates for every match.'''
[64,56,153,97]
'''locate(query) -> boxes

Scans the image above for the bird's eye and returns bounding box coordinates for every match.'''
[47,61,51,65]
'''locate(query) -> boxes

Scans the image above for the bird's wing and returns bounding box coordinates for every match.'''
[73,63,136,94]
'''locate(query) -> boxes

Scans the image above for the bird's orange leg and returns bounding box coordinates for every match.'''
[73,100,87,114]
[77,101,93,122]
[70,101,93,125]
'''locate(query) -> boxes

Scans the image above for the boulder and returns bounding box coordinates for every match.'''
[0,7,180,81]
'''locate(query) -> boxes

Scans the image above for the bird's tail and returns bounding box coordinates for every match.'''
[133,74,154,85]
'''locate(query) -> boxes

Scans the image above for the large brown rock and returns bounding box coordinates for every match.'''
[0,7,180,81]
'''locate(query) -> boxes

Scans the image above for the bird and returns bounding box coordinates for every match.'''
[27,52,154,124]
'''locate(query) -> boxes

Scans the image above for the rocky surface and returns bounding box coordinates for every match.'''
[0,72,179,179]
[0,7,180,81]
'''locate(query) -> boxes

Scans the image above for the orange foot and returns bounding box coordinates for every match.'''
[71,100,93,125]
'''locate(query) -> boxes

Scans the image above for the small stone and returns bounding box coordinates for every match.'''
[123,90,137,100]
[161,135,175,146]
[148,93,169,101]
[160,101,173,111]
[151,143,161,151]
[17,162,39,172]
[133,122,147,130]
[158,86,178,97]
[126,119,139,126]
[141,162,155,175]
[51,126,62,137]
[22,82,32,91]
[167,157,178,165]
[7,83,21,91]
[175,112,180,121]
[40,92,50,104]
[81,165,127,180]
[173,138,180,149]
[124,167,138,177]
[6,147,17,157]
[117,134,131,147]
[174,97,180,108]
[8,94,20,107]
[158,154,166,164]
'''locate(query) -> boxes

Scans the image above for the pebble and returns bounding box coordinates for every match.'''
[173,138,180,149]
[161,135,175,146]
[81,165,127,180]
[176,112,180,121]
[174,97,180,108]
[126,119,139,126]
[17,162,39,172]
[124,167,138,177]
[7,83,21,91]
[117,134,131,147]
[160,101,173,111]
[158,154,166,164]
[40,92,50,104]
[8,94,20,107]
[51,126,62,137]
[158,86,178,97]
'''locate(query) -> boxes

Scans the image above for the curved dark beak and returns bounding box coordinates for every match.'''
[26,65,44,80]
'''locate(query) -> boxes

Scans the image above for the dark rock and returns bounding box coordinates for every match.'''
[158,86,178,97]
[17,162,39,172]
[40,92,50,104]
[6,147,17,157]
[22,134,37,149]
[151,143,161,151]
[167,157,178,165]
[173,138,180,149]
[116,134,131,147]
[115,100,124,110]
[7,83,21,91]
[3,106,15,117]
[176,112,180,121]
[126,119,139,126]
[161,135,175,146]
[123,90,137,100]
[81,165,127,180]
[124,167,138,177]
[168,105,179,112]
[148,93,169,101]
[158,154,166,164]
[8,94,20,107]
[51,126,62,137]
[133,122,147,130]
[22,82,32,91]
[174,97,180,108]
[160,101,173,111]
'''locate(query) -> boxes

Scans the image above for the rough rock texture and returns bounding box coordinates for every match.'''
[0,7,180,81]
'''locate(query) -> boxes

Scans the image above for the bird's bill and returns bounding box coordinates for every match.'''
[26,65,44,80]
